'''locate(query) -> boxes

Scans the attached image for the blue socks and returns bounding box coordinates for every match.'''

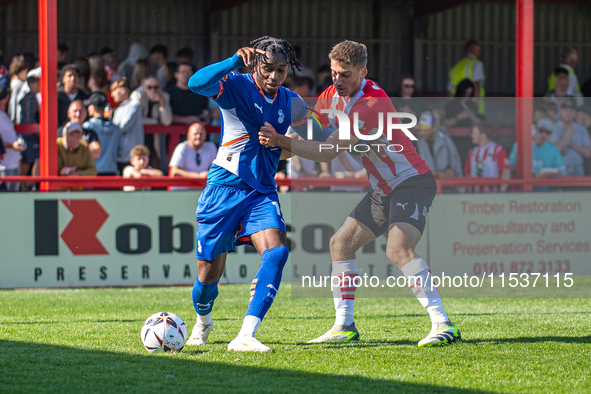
[245,246,289,319]
[192,278,219,316]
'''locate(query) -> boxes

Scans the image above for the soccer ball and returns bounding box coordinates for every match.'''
[140,312,188,353]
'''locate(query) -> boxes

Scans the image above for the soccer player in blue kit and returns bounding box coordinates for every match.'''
[186,36,308,353]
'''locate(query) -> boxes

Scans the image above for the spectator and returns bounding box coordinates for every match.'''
[73,56,91,94]
[316,63,332,94]
[123,145,163,191]
[176,47,194,65]
[57,42,69,70]
[392,74,423,116]
[111,77,144,173]
[0,49,9,88]
[547,48,581,98]
[163,61,178,90]
[550,99,591,176]
[130,75,173,171]
[83,92,122,175]
[87,54,105,76]
[416,111,463,180]
[509,118,566,179]
[443,79,481,128]
[7,56,29,123]
[169,123,216,190]
[464,121,511,192]
[291,76,314,98]
[57,122,97,177]
[101,48,123,83]
[118,43,149,81]
[0,85,26,191]
[546,67,575,112]
[165,63,209,124]
[149,44,168,89]
[448,39,485,114]
[57,65,89,127]
[546,101,559,123]
[18,67,41,181]
[575,105,591,132]
[130,59,152,91]
[131,76,173,126]
[64,100,101,159]
[88,69,110,97]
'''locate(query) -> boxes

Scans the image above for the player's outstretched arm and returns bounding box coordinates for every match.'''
[259,122,359,163]
[188,47,267,97]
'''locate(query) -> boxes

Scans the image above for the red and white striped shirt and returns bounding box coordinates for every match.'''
[464,141,510,192]
[316,80,430,196]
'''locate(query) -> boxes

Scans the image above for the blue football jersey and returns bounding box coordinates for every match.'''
[208,72,307,194]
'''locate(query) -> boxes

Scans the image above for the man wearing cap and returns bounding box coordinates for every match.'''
[0,85,26,191]
[550,99,591,176]
[17,67,41,183]
[83,92,123,175]
[415,111,463,181]
[509,118,566,180]
[57,122,97,177]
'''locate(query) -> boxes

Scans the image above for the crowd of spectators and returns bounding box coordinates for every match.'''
[0,40,591,193]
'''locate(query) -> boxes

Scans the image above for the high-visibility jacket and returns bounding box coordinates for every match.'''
[449,56,485,114]
[547,65,580,96]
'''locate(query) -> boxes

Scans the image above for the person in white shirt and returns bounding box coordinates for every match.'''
[0,85,26,191]
[169,123,217,190]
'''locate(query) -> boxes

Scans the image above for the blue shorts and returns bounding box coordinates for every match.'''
[195,185,286,261]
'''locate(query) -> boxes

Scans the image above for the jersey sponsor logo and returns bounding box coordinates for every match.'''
[396,202,408,210]
[278,109,285,124]
[254,103,263,113]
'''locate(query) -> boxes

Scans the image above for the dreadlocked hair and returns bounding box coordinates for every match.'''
[250,36,302,75]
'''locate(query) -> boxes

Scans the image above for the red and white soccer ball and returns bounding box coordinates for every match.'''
[140,312,188,353]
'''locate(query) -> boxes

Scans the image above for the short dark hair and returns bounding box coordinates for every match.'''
[150,44,168,58]
[293,76,314,90]
[474,121,494,139]
[176,47,194,61]
[554,67,569,79]
[60,64,80,81]
[464,39,480,53]
[58,42,69,53]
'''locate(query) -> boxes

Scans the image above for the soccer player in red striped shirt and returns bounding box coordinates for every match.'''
[259,40,460,347]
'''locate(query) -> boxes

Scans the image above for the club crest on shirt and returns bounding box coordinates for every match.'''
[278,109,285,124]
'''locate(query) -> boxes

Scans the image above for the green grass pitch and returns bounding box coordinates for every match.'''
[1,285,589,393]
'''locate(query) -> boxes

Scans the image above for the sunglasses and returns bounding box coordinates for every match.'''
[404,84,415,88]
[538,128,552,135]
[145,85,160,90]
[195,152,201,166]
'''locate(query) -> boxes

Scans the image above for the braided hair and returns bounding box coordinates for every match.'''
[250,36,302,75]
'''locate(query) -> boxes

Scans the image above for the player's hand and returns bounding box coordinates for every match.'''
[237,47,267,67]
[259,122,279,147]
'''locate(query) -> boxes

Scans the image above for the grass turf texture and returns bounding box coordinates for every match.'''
[0,286,589,393]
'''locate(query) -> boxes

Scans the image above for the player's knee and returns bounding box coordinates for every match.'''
[261,245,289,270]
[329,234,350,255]
[386,246,413,267]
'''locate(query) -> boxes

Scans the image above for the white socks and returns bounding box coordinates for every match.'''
[400,257,449,324]
[237,315,261,338]
[332,259,359,327]
[197,313,212,326]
